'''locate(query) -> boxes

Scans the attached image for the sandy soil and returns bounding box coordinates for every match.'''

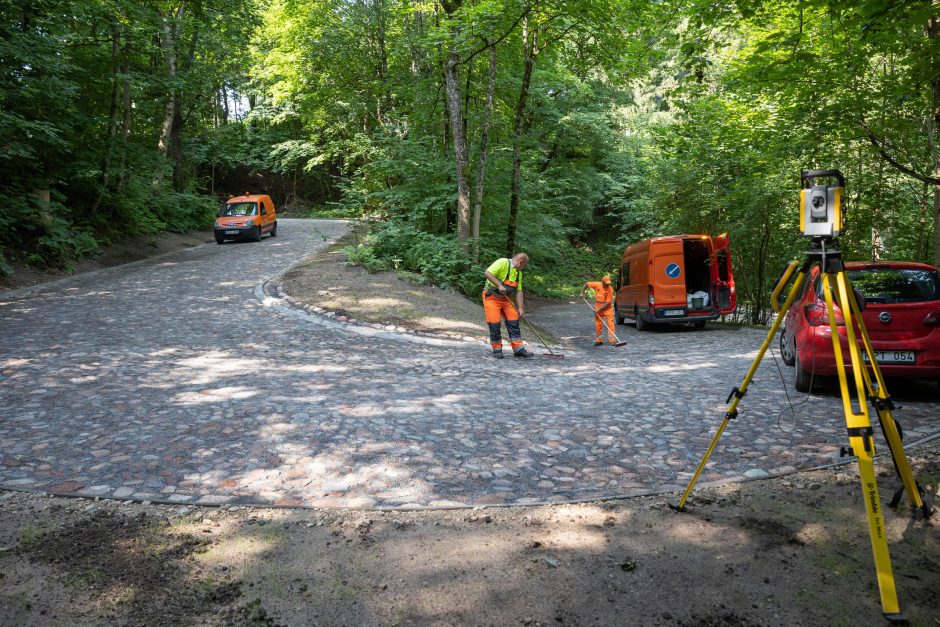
[279,226,561,344]
[0,441,937,626]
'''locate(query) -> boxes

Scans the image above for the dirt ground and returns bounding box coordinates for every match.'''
[279,225,563,344]
[0,231,214,292]
[0,441,937,626]
[279,225,489,341]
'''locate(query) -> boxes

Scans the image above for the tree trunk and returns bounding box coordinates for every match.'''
[118,33,132,193]
[471,42,496,264]
[374,0,390,121]
[91,22,121,214]
[157,10,180,159]
[505,14,537,257]
[171,106,185,192]
[440,0,471,248]
[752,222,770,325]
[221,85,229,123]
[444,50,472,248]
[929,4,940,265]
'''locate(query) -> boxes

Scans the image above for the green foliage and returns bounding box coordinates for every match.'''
[3,0,936,314]
[358,223,479,294]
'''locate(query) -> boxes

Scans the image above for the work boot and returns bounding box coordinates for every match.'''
[513,347,534,358]
[492,347,504,359]
[593,340,602,347]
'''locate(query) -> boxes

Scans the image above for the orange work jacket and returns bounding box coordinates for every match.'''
[586,281,614,310]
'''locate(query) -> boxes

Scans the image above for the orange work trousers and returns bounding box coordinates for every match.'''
[482,290,523,350]
[594,301,616,342]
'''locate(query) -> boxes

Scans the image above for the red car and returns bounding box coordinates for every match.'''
[779,261,940,392]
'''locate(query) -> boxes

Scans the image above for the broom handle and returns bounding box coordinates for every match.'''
[582,296,624,343]
[500,293,557,355]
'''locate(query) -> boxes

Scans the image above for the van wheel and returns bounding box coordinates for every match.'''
[614,304,624,325]
[215,236,224,245]
[635,309,649,332]
[254,227,262,242]
[692,320,706,329]
[779,329,795,366]
[270,222,277,237]
[794,351,814,393]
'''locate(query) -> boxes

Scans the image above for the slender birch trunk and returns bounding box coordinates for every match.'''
[471,42,496,264]
[506,12,537,257]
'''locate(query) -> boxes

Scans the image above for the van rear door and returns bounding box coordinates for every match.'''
[712,233,736,314]
[650,239,686,307]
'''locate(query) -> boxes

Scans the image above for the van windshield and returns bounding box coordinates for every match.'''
[221,202,257,217]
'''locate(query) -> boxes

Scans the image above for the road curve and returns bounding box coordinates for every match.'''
[1,219,938,509]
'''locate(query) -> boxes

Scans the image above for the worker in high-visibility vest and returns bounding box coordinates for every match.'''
[482,253,534,359]
[580,273,616,346]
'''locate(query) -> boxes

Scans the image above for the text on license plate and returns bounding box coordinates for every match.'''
[862,351,915,364]
[225,230,240,235]
[663,309,685,317]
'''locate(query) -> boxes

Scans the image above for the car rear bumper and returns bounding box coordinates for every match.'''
[795,325,940,377]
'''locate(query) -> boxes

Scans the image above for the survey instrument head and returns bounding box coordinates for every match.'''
[799,169,845,238]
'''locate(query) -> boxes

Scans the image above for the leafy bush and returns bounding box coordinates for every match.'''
[342,243,389,273]
[344,219,625,299]
[344,223,485,295]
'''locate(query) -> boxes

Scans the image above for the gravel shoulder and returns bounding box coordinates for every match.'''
[1,440,937,626]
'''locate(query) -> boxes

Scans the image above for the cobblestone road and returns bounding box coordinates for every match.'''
[1,219,938,509]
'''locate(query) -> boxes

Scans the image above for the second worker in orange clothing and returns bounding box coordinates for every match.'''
[580,274,617,346]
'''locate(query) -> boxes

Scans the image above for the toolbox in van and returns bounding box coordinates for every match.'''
[614,234,736,330]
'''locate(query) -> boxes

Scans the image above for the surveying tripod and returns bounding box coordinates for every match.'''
[670,235,933,621]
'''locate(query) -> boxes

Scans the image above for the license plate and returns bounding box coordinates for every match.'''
[862,351,915,364]
[663,309,685,317]
[225,230,240,235]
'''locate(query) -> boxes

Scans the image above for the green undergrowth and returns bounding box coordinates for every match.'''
[343,222,622,299]
[1,184,217,274]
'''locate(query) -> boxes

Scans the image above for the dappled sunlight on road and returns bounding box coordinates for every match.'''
[647,361,720,372]
[176,352,271,385]
[0,219,937,509]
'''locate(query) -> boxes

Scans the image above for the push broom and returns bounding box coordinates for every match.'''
[500,294,565,359]
[581,297,627,347]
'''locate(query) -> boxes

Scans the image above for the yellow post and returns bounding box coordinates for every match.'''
[843,282,926,513]
[822,273,902,617]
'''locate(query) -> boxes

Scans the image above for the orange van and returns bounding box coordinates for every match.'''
[614,234,736,330]
[214,193,278,244]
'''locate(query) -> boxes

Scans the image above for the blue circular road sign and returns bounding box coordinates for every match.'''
[666,263,681,279]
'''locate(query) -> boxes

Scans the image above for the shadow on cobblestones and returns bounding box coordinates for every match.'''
[1,219,938,510]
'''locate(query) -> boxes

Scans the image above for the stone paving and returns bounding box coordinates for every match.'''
[1,218,938,509]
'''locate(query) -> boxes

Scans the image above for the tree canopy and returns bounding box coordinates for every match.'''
[2,0,937,321]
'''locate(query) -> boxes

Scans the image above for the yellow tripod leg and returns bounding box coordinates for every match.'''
[842,279,928,515]
[823,273,903,619]
[670,269,807,511]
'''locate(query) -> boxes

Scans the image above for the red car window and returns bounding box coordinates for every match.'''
[848,268,940,304]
